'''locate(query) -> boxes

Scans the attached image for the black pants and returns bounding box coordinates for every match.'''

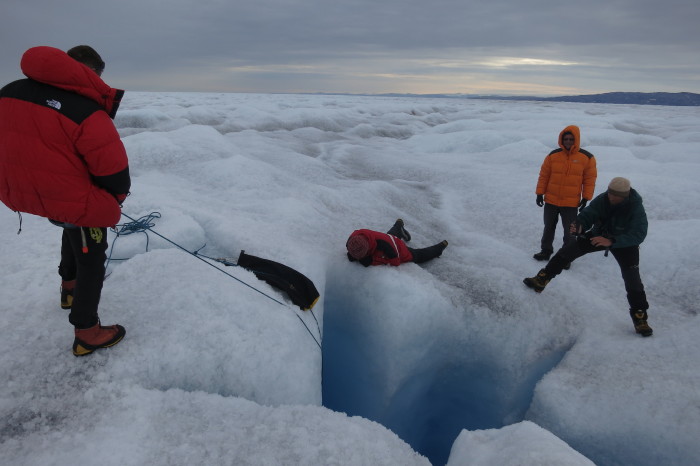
[544,236,649,311]
[540,203,578,254]
[386,221,444,264]
[58,227,108,329]
[407,243,445,264]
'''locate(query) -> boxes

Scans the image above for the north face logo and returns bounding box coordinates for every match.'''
[46,99,61,110]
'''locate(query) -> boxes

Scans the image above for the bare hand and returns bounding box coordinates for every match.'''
[590,236,612,248]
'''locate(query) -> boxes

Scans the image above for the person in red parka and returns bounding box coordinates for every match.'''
[0,45,130,356]
[346,219,448,267]
[533,125,597,264]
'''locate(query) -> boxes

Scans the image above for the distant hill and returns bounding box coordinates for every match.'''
[375,91,700,106]
[500,92,700,106]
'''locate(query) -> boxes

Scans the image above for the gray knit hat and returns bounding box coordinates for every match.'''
[608,177,631,197]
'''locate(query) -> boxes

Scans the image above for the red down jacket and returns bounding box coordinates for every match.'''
[0,46,130,227]
[347,229,413,266]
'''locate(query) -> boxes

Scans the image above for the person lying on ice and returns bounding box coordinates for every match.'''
[346,219,448,267]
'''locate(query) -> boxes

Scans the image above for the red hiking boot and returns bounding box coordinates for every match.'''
[73,322,126,356]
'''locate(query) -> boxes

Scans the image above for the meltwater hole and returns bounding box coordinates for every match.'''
[321,293,567,466]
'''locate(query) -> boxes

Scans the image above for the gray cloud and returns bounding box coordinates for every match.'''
[2,0,699,95]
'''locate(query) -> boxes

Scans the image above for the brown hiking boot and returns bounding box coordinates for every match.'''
[61,280,76,310]
[630,310,653,337]
[523,269,551,293]
[73,322,126,356]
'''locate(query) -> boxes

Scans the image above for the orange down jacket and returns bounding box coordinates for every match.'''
[536,125,597,207]
[0,46,130,227]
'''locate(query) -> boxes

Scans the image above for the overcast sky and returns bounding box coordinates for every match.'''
[2,0,699,96]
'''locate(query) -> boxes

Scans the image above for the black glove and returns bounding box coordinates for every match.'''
[375,239,398,258]
[536,194,544,207]
[347,252,357,262]
[579,199,588,212]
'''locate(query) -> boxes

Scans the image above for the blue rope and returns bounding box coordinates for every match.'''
[114,211,161,243]
[106,212,161,267]
[111,211,322,350]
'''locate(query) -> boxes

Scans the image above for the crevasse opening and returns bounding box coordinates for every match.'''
[321,277,570,466]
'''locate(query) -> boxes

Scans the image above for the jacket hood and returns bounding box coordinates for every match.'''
[612,188,642,206]
[20,46,124,118]
[558,125,580,153]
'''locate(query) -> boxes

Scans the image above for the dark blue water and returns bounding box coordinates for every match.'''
[321,293,568,465]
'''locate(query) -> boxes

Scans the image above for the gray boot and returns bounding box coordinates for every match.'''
[387,218,411,242]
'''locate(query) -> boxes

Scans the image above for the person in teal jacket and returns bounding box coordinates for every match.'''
[523,177,653,337]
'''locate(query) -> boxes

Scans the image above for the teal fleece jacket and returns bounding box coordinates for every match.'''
[577,189,647,249]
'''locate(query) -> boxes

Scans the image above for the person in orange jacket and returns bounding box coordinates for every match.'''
[346,219,448,267]
[533,125,597,264]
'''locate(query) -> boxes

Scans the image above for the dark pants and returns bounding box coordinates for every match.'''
[58,227,108,329]
[407,244,445,264]
[544,236,649,311]
[386,221,444,264]
[540,203,578,254]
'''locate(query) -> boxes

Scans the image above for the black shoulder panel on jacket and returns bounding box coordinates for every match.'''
[109,89,125,119]
[94,166,131,196]
[0,79,100,125]
[548,148,563,156]
[579,149,595,159]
